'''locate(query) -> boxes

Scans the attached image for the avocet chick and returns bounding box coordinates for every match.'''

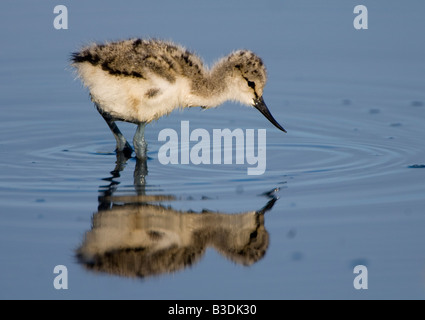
[71,38,286,159]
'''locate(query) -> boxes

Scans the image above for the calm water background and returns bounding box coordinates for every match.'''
[1,0,425,299]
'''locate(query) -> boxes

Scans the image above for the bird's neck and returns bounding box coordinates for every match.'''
[188,60,236,108]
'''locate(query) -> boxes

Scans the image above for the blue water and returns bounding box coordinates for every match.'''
[1,0,425,299]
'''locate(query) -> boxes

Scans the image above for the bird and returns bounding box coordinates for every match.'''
[71,38,286,159]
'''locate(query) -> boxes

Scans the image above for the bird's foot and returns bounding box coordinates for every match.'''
[115,139,133,159]
[134,139,148,160]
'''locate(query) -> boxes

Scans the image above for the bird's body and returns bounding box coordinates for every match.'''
[71,38,285,158]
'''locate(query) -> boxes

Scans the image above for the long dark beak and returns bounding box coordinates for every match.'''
[253,97,287,133]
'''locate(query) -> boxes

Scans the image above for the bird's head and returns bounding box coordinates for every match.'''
[227,50,286,133]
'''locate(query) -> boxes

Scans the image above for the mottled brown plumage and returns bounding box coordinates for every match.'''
[71,38,285,159]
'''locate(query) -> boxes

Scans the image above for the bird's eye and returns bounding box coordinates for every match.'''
[247,80,256,90]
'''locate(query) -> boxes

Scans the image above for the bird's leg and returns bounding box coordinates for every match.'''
[95,104,133,157]
[134,156,148,194]
[97,152,130,211]
[103,115,133,157]
[133,122,148,159]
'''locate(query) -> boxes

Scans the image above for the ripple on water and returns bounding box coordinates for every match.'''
[17,126,417,204]
[266,140,412,184]
[2,77,424,206]
[408,164,425,169]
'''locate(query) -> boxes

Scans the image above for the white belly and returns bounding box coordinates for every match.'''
[74,62,192,123]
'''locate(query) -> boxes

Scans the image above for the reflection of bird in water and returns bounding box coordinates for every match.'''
[71,38,286,159]
[77,149,281,279]
[76,197,277,279]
